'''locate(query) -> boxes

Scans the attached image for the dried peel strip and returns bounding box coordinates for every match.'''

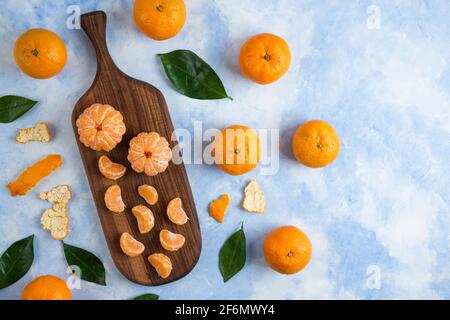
[16,122,51,144]
[40,202,69,240]
[39,185,72,240]
[40,185,72,204]
[7,154,62,196]
[242,180,265,213]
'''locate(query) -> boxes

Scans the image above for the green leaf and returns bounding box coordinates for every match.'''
[158,50,232,100]
[133,293,159,300]
[0,235,34,289]
[219,224,246,282]
[0,95,38,123]
[62,242,106,286]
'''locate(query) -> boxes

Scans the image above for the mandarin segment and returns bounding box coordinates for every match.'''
[137,184,158,205]
[209,194,230,223]
[98,155,127,180]
[132,205,155,234]
[120,232,145,257]
[104,185,125,213]
[76,104,126,152]
[127,132,172,176]
[166,197,188,225]
[7,154,62,196]
[159,229,186,252]
[148,253,173,279]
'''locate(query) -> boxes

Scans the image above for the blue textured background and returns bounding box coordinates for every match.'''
[0,0,449,300]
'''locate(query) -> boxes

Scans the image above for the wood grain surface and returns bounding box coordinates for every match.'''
[71,11,201,286]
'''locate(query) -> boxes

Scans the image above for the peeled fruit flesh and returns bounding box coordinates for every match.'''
[120,232,145,257]
[138,184,158,205]
[148,253,172,279]
[104,185,125,213]
[132,205,155,234]
[166,197,188,225]
[98,155,127,180]
[159,229,185,252]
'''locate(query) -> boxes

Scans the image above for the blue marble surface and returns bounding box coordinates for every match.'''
[0,0,449,300]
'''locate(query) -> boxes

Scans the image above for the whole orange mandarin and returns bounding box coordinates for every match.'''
[14,29,67,79]
[212,125,260,176]
[292,120,340,168]
[22,275,71,300]
[239,33,291,84]
[134,0,186,41]
[263,226,312,275]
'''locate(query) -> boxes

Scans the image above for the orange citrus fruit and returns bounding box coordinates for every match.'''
[120,232,145,257]
[134,0,186,41]
[98,155,127,180]
[209,194,230,223]
[14,29,67,79]
[22,275,71,300]
[132,205,155,234]
[166,197,188,225]
[76,104,126,152]
[212,125,260,176]
[240,33,291,84]
[263,226,312,275]
[138,184,158,205]
[148,253,172,278]
[127,132,172,176]
[159,229,185,251]
[292,120,340,168]
[104,185,125,213]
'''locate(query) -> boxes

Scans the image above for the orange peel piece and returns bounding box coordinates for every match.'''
[7,154,62,196]
[242,180,265,213]
[16,122,51,144]
[209,194,230,223]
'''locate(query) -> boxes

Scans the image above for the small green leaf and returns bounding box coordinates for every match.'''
[62,242,106,286]
[0,235,34,289]
[158,50,232,100]
[133,293,159,300]
[0,96,38,123]
[219,223,246,282]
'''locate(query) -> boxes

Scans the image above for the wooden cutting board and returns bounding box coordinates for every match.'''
[71,11,201,286]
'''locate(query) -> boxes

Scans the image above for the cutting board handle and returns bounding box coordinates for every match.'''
[81,11,117,76]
